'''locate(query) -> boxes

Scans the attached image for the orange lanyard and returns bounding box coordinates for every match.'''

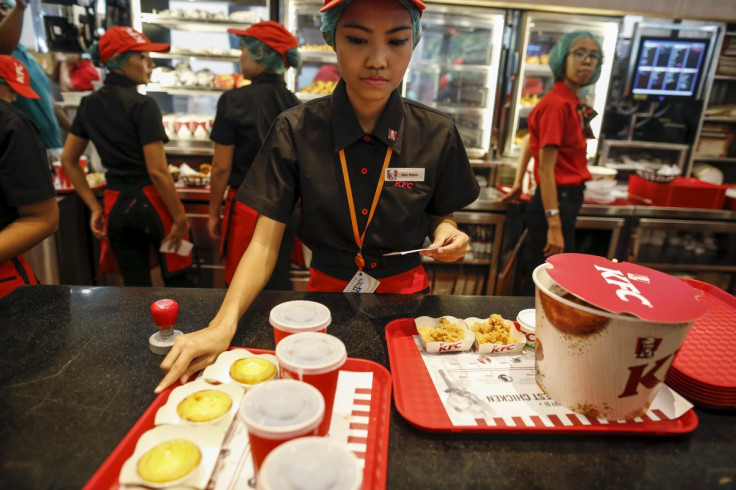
[339,147,393,271]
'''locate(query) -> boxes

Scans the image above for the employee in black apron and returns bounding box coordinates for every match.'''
[0,55,58,299]
[61,26,192,287]
[208,20,301,289]
[156,0,480,393]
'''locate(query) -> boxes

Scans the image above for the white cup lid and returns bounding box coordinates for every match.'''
[275,332,347,375]
[269,301,332,334]
[239,380,324,439]
[257,437,362,490]
[517,309,536,330]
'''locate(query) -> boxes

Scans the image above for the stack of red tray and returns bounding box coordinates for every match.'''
[665,279,736,410]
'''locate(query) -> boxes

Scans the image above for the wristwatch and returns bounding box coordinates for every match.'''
[545,208,560,217]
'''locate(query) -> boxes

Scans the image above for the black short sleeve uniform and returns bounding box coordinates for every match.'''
[236,79,480,281]
[0,101,55,232]
[70,72,168,189]
[210,72,300,189]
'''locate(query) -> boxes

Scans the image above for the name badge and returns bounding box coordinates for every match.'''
[385,168,425,182]
[344,271,380,294]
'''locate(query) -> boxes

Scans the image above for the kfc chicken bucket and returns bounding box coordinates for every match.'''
[532,254,707,421]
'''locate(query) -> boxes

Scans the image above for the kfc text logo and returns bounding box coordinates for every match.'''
[14,62,25,84]
[393,181,414,189]
[593,264,653,307]
[438,342,462,351]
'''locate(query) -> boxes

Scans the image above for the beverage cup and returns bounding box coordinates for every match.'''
[269,301,331,346]
[192,116,210,140]
[239,379,324,477]
[79,155,88,173]
[175,116,192,139]
[256,437,362,490]
[275,332,347,436]
[53,162,71,188]
[162,114,177,139]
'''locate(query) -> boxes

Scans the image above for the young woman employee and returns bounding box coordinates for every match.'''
[61,27,192,286]
[156,0,480,393]
[520,31,604,295]
[0,55,58,299]
[208,20,302,289]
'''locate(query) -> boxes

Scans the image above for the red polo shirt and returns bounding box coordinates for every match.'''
[528,81,591,186]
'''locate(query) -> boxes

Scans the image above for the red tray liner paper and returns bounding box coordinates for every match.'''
[386,318,698,435]
[84,348,392,490]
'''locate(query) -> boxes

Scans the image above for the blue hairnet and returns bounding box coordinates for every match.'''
[239,36,301,74]
[547,31,604,87]
[320,0,421,48]
[2,0,14,8]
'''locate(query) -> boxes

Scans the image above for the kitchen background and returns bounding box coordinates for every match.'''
[19,0,736,295]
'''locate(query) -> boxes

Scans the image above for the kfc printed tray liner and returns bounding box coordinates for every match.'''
[83,348,392,490]
[386,318,698,435]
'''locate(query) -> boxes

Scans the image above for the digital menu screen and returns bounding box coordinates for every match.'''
[631,37,709,98]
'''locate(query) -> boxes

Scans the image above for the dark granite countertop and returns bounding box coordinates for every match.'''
[0,285,734,489]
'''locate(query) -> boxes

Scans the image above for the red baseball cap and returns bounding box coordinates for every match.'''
[98,26,170,63]
[228,21,298,67]
[320,0,425,15]
[0,55,39,99]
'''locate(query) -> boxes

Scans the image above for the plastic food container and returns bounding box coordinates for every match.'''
[256,437,362,490]
[533,253,707,421]
[516,309,536,350]
[269,301,332,345]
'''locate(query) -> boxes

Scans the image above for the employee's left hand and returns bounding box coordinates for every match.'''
[420,228,471,262]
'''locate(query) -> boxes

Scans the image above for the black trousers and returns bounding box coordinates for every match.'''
[106,188,188,287]
[520,185,584,296]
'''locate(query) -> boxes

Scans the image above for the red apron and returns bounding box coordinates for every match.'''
[98,186,192,277]
[307,265,430,294]
[0,255,39,299]
[221,188,259,285]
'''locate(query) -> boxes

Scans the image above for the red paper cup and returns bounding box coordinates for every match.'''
[256,437,362,490]
[239,380,324,477]
[269,301,331,346]
[275,332,347,436]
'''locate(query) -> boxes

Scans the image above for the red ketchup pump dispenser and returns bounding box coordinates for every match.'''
[149,299,183,355]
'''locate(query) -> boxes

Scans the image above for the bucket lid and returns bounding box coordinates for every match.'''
[544,254,708,323]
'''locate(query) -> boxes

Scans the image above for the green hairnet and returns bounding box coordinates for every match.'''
[88,41,132,70]
[320,0,421,48]
[239,36,301,74]
[2,0,14,8]
[547,31,604,87]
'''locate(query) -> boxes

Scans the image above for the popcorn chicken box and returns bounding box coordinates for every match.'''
[533,254,708,421]
[415,316,474,353]
[465,316,526,355]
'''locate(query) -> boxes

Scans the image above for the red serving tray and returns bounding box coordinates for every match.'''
[665,279,736,409]
[84,348,392,490]
[386,318,698,435]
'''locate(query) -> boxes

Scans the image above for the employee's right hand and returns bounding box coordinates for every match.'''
[207,213,221,240]
[496,184,522,203]
[163,216,190,254]
[155,324,233,393]
[90,207,106,240]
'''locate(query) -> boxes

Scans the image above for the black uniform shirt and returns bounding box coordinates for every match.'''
[70,72,168,189]
[0,100,55,232]
[210,72,300,189]
[237,79,480,281]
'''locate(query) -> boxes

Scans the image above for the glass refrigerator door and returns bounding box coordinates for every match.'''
[403,5,505,159]
[283,0,339,101]
[503,12,620,158]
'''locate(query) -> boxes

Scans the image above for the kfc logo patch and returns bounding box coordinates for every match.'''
[387,128,397,141]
